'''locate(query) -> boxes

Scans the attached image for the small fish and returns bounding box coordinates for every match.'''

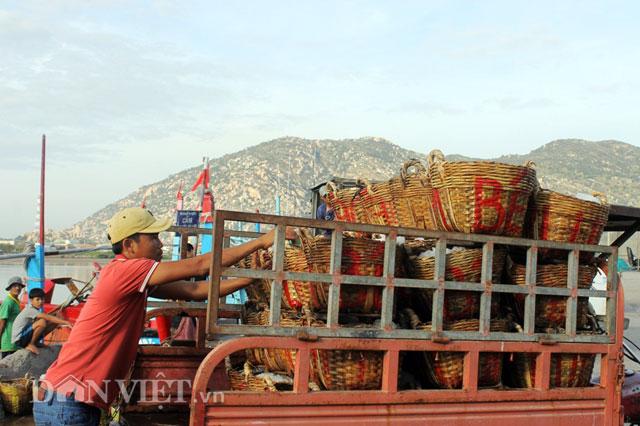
[255,372,294,385]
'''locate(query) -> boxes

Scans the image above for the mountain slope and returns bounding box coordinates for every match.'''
[59,137,639,244]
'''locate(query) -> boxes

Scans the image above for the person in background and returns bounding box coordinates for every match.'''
[171,242,198,343]
[317,185,335,222]
[12,287,71,355]
[317,185,335,236]
[0,276,26,358]
[186,242,195,258]
[589,255,609,317]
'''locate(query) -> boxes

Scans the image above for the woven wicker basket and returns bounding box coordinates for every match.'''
[326,181,360,223]
[237,249,274,304]
[428,150,537,236]
[244,306,319,373]
[528,189,609,263]
[326,161,436,230]
[505,352,595,388]
[244,306,382,390]
[282,233,395,313]
[409,248,506,322]
[405,310,508,389]
[528,189,609,245]
[389,159,436,230]
[282,246,313,310]
[402,238,436,255]
[353,179,399,227]
[509,263,597,330]
[227,360,280,392]
[313,349,383,390]
[0,378,32,415]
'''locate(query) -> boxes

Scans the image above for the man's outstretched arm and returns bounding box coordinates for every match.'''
[148,227,295,287]
[151,278,252,300]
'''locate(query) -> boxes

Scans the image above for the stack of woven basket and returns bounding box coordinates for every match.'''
[326,151,539,236]
[231,148,609,392]
[502,190,608,388]
[227,303,383,392]
[282,230,397,314]
[230,229,394,391]
[406,247,506,323]
[244,306,382,391]
[326,159,436,230]
[401,308,509,389]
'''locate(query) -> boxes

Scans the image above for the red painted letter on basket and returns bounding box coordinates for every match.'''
[474,177,505,233]
[503,170,528,236]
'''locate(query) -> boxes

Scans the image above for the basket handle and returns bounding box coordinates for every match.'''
[401,159,427,178]
[400,159,428,186]
[427,149,445,166]
[592,191,608,205]
[325,181,338,195]
[295,228,314,253]
[523,160,536,169]
[356,178,375,196]
[427,149,446,179]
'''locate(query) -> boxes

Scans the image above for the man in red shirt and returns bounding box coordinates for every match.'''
[34,207,287,425]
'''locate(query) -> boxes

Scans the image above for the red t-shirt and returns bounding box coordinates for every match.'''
[44,255,158,409]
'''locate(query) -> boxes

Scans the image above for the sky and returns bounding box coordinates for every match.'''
[1,0,638,237]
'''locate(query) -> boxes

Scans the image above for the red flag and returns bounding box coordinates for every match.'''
[190,169,210,192]
[140,196,146,208]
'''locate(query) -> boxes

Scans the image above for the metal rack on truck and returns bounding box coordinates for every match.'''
[186,209,624,426]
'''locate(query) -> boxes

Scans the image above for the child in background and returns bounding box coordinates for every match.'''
[11,287,71,355]
[0,276,25,358]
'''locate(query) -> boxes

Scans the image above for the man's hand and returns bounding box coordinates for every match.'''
[257,227,298,250]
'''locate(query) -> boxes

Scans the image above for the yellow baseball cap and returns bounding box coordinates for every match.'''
[107,207,172,244]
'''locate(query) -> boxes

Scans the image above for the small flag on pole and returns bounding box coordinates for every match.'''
[190,168,210,192]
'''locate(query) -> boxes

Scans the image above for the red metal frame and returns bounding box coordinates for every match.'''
[184,209,624,424]
[127,308,212,412]
[189,282,624,425]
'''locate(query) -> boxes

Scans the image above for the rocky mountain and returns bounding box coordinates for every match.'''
[54,137,639,244]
